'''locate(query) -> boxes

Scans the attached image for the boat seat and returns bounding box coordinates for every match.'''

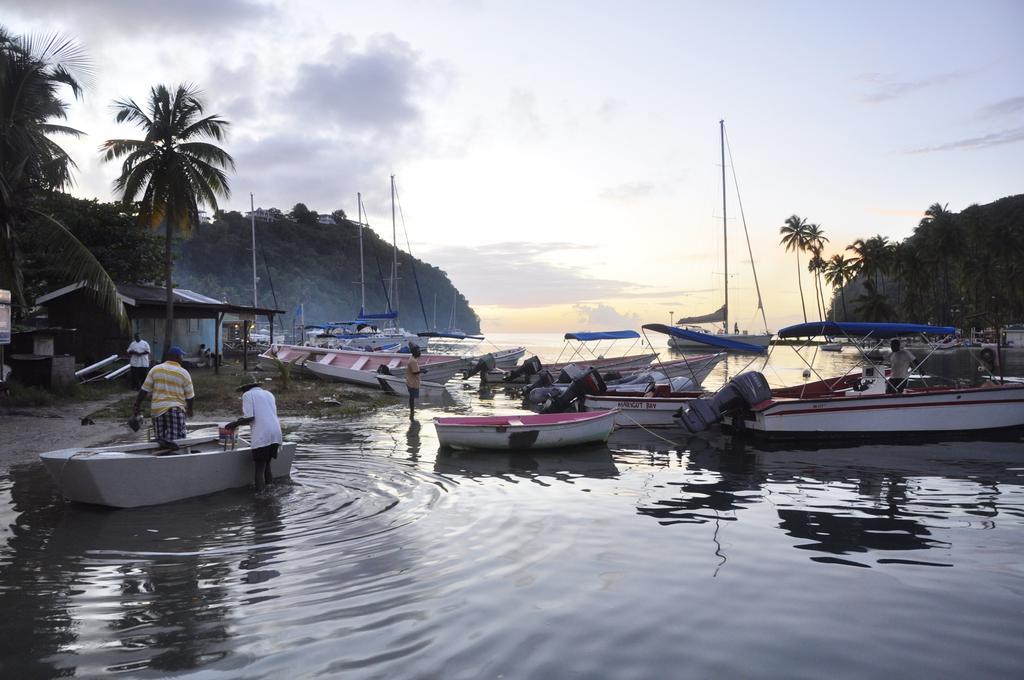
[315,354,332,364]
[508,419,524,426]
[351,356,368,370]
[387,359,401,369]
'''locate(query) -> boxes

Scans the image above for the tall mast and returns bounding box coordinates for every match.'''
[357,192,366,315]
[720,119,728,334]
[390,174,398,317]
[250,192,258,309]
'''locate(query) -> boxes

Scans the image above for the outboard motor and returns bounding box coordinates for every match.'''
[527,384,564,405]
[504,356,543,382]
[676,372,772,433]
[524,370,554,396]
[557,363,586,384]
[542,368,607,413]
[464,352,497,380]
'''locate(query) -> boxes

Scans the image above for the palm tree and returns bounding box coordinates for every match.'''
[854,280,895,322]
[0,28,123,321]
[101,84,234,354]
[779,214,810,322]
[823,254,856,320]
[805,224,829,321]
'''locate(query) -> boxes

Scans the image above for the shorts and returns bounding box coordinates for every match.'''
[408,387,420,399]
[253,443,280,462]
[152,408,187,442]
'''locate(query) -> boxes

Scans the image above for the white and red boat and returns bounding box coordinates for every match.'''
[677,322,1024,440]
[434,410,617,451]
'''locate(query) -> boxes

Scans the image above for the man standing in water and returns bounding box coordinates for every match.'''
[888,338,916,392]
[406,345,423,419]
[226,376,283,492]
[134,346,194,448]
[126,332,151,389]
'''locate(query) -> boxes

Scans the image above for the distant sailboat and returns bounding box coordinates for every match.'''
[669,120,772,351]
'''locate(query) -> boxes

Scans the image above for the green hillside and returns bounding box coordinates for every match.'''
[174,211,480,333]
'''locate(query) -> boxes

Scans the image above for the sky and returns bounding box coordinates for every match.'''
[8,0,1024,333]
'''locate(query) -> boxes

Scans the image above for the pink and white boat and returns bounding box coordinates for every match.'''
[302,347,468,387]
[434,410,617,450]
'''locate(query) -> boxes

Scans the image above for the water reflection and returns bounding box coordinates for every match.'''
[434,445,618,485]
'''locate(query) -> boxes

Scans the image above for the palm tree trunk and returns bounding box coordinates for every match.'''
[164,221,174,356]
[840,287,848,320]
[796,253,807,322]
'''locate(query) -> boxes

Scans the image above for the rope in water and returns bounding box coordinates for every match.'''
[616,410,681,447]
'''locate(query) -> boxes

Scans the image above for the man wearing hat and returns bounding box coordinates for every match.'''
[225,376,283,492]
[134,346,194,448]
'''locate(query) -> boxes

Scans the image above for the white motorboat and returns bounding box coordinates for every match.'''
[434,410,617,451]
[583,385,704,427]
[377,373,451,399]
[676,321,1024,440]
[668,325,772,351]
[39,436,296,508]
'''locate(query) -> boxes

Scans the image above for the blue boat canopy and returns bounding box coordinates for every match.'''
[564,330,640,341]
[777,321,956,339]
[642,323,768,353]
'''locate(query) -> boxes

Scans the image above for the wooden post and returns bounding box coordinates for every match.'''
[214,311,223,374]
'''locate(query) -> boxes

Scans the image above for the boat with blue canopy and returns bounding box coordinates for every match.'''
[643,323,768,354]
[670,319,1024,440]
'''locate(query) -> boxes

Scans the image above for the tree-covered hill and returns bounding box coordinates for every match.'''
[174,211,481,333]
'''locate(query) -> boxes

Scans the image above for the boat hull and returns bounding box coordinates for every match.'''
[40,439,297,508]
[377,374,450,399]
[434,411,616,451]
[669,333,771,351]
[726,384,1024,439]
[584,393,701,427]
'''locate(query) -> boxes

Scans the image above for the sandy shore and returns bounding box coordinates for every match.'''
[0,398,235,472]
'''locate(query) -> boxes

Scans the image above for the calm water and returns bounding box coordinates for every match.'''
[2,334,1023,678]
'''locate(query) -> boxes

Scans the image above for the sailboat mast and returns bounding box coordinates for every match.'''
[357,192,366,315]
[390,174,398,317]
[250,192,258,309]
[720,119,728,334]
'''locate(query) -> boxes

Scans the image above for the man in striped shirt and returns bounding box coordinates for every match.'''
[133,345,195,448]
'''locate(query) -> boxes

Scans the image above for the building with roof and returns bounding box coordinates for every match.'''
[35,282,284,367]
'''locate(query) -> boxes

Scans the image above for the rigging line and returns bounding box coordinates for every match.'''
[374,252,393,312]
[392,179,431,329]
[724,125,769,333]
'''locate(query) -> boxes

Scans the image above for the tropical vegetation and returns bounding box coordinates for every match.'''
[0,27,123,322]
[785,194,1024,329]
[101,83,235,354]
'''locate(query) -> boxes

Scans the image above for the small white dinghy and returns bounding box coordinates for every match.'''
[376,373,450,399]
[434,410,617,451]
[39,436,296,508]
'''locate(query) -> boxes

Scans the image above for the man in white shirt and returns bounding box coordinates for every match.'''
[126,333,151,389]
[888,338,916,393]
[226,377,284,491]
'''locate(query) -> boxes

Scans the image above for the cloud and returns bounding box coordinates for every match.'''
[904,126,1024,154]
[573,303,641,328]
[600,181,656,202]
[508,88,545,138]
[6,0,275,37]
[287,34,432,136]
[976,95,1024,119]
[420,241,654,307]
[597,97,625,118]
[857,71,968,104]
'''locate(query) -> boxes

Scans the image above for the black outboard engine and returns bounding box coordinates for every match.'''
[464,352,497,380]
[504,356,543,382]
[557,363,586,384]
[525,370,554,396]
[676,372,772,433]
[542,368,607,413]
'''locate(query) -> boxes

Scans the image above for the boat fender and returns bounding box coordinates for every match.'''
[980,347,997,367]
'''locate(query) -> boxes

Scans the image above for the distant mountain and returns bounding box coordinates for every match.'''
[174,212,481,333]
